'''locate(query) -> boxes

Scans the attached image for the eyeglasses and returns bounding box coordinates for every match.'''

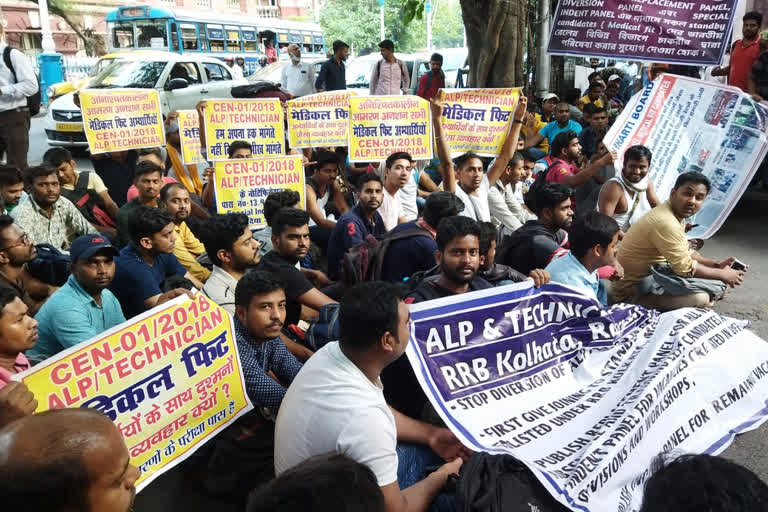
[0,233,30,252]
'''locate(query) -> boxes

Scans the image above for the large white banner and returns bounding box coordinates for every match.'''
[406,283,768,512]
[603,74,768,239]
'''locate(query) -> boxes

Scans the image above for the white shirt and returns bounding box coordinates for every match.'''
[489,180,536,233]
[454,175,491,222]
[0,43,38,112]
[274,342,398,486]
[399,168,419,222]
[379,186,402,231]
[281,60,316,97]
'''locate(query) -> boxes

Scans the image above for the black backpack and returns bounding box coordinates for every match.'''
[27,243,71,286]
[59,172,116,229]
[3,46,41,116]
[456,453,571,512]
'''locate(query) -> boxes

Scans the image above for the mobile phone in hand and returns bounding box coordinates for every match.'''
[731,259,747,271]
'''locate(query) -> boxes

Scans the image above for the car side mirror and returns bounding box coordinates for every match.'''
[167,78,189,91]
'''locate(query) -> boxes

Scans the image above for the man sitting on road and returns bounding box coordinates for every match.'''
[254,190,301,258]
[0,166,26,214]
[0,288,37,387]
[306,150,348,253]
[12,165,97,252]
[160,183,210,283]
[275,281,467,512]
[31,234,125,361]
[598,144,660,236]
[379,152,412,232]
[200,213,260,316]
[477,221,550,287]
[613,172,746,311]
[109,206,198,319]
[525,102,582,152]
[116,160,164,247]
[496,183,573,276]
[578,105,609,160]
[489,151,538,236]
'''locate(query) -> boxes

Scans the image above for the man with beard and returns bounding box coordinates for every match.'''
[496,183,574,276]
[712,11,763,92]
[160,183,210,282]
[614,172,747,310]
[598,145,660,235]
[306,150,348,253]
[115,160,164,247]
[0,408,141,512]
[0,288,37,387]
[379,152,412,231]
[11,165,96,251]
[0,216,56,315]
[432,97,528,222]
[315,40,349,92]
[200,213,261,316]
[30,235,125,361]
[256,208,335,332]
[525,102,582,152]
[327,174,386,280]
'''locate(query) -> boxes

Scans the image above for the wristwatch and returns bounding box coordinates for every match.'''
[513,119,524,124]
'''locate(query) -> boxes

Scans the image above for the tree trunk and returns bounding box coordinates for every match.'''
[460,0,527,88]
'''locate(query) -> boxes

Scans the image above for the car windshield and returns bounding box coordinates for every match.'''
[346,59,375,88]
[89,60,167,89]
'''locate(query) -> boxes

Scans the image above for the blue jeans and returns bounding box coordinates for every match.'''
[396,443,456,512]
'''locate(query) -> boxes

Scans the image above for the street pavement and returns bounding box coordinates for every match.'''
[24,116,768,509]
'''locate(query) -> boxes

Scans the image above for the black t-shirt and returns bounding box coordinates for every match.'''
[255,251,314,327]
[91,151,138,207]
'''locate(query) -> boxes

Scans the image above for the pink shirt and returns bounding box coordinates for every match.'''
[126,177,177,202]
[370,59,410,95]
[0,353,30,389]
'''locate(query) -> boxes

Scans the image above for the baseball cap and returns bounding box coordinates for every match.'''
[608,74,621,83]
[70,234,118,262]
[542,92,559,102]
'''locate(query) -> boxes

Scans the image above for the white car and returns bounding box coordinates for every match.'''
[45,52,248,148]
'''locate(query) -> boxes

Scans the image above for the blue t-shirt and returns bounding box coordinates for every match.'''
[545,251,607,306]
[380,221,437,283]
[30,274,126,361]
[109,243,187,319]
[539,120,583,150]
[327,203,386,280]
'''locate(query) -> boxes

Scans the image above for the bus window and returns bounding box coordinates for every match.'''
[181,24,199,50]
[170,23,180,52]
[242,29,258,52]
[226,26,241,52]
[302,34,312,54]
[136,19,168,48]
[198,23,208,51]
[277,31,290,53]
[207,24,225,52]
[111,22,134,49]
[313,35,324,56]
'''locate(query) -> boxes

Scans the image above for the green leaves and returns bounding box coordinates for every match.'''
[402,0,426,24]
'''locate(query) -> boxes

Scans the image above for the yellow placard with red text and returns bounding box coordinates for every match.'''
[80,88,165,154]
[177,110,206,166]
[438,88,521,157]
[213,155,306,228]
[16,294,253,491]
[287,90,351,148]
[203,99,285,160]
[348,95,433,162]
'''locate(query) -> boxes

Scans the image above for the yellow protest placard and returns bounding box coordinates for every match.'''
[348,96,432,162]
[203,99,285,160]
[438,88,521,157]
[16,294,252,491]
[177,110,206,166]
[214,155,305,228]
[80,89,165,154]
[287,91,350,148]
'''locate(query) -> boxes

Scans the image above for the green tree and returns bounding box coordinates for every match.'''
[28,0,106,55]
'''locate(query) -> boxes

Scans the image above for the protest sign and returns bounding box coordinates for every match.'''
[407,282,768,512]
[80,89,165,154]
[213,155,305,228]
[438,88,520,157]
[603,74,768,239]
[288,91,350,148]
[548,0,738,66]
[177,110,206,166]
[203,99,285,160]
[348,96,432,162]
[16,293,253,491]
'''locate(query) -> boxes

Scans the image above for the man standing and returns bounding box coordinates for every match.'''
[598,145,660,235]
[525,102,582,151]
[613,172,746,310]
[327,174,386,280]
[379,152,412,231]
[0,23,37,169]
[713,12,763,91]
[11,165,97,251]
[370,40,410,96]
[200,213,260,316]
[160,183,209,282]
[416,52,444,101]
[281,44,316,97]
[316,40,349,92]
[275,281,466,512]
[116,161,163,247]
[433,96,527,222]
[30,234,125,361]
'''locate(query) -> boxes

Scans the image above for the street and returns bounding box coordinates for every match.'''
[25,116,768,509]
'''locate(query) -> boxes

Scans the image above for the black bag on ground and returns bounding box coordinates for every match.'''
[456,453,570,512]
[3,46,41,116]
[27,243,71,286]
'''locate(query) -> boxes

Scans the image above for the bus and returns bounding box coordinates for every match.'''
[105,5,326,75]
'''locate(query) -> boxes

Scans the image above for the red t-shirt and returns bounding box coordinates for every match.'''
[545,157,580,207]
[729,38,762,91]
[416,71,445,101]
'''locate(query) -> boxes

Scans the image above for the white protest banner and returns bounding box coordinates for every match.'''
[603,74,768,239]
[406,282,768,512]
